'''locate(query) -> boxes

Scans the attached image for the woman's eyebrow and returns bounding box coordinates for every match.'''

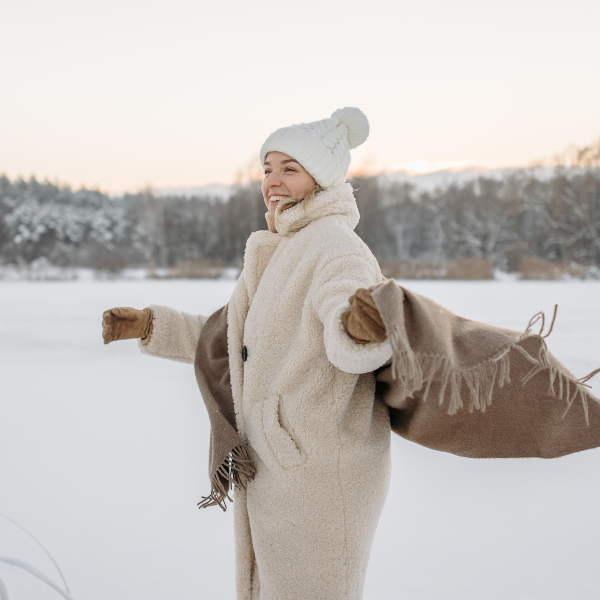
[264,159,300,167]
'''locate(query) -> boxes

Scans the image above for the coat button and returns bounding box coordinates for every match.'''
[242,346,248,361]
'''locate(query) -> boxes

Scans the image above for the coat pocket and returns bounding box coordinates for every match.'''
[262,395,307,470]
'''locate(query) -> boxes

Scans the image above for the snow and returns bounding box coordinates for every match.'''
[1,279,599,599]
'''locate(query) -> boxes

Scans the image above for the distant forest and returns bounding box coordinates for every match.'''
[1,142,599,277]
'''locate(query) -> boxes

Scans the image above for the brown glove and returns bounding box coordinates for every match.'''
[341,288,387,344]
[102,307,153,345]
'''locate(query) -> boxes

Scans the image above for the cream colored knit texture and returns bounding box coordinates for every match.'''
[260,108,369,190]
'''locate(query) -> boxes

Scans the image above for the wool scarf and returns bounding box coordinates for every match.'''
[194,280,600,510]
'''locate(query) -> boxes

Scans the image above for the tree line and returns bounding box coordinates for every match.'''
[1,141,599,275]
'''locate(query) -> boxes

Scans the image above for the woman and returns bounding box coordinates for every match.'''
[102,107,394,600]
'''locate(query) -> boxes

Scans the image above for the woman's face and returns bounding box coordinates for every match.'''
[262,152,316,217]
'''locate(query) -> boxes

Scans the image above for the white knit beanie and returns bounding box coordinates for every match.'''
[260,107,370,190]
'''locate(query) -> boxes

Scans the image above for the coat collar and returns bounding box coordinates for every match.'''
[274,183,360,236]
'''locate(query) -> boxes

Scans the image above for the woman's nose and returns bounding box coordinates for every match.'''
[266,172,281,187]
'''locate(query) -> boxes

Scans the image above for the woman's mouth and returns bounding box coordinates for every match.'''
[270,195,287,202]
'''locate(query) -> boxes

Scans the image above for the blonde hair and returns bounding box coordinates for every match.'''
[274,182,323,225]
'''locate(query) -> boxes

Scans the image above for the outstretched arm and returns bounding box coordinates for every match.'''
[102,304,207,364]
[312,253,392,374]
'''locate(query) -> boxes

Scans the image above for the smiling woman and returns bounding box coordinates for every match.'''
[102,107,394,600]
[261,152,321,233]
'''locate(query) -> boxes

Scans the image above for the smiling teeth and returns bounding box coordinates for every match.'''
[270,196,286,201]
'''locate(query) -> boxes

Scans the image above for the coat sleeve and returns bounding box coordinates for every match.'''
[138,304,208,364]
[311,252,393,374]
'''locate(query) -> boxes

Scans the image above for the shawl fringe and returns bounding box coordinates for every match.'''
[197,445,257,511]
[390,319,599,423]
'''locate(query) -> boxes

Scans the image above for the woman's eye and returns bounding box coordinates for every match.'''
[285,168,296,172]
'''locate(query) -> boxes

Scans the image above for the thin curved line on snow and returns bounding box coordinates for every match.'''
[0,512,70,593]
[0,558,74,600]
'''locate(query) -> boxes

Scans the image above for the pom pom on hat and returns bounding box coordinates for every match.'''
[260,107,370,189]
[331,107,370,150]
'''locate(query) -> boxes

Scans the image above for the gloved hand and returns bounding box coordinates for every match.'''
[102,307,153,345]
[341,288,387,344]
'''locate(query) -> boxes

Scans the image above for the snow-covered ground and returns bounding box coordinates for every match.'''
[1,279,599,600]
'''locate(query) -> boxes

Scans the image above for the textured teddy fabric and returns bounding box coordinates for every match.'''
[141,183,393,599]
[227,182,392,600]
[138,304,207,363]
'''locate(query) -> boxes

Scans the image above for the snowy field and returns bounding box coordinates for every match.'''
[1,279,600,600]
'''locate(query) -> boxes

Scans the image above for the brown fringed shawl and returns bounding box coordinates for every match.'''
[194,280,600,510]
[193,306,256,510]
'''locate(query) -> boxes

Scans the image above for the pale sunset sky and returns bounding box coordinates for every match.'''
[1,0,599,193]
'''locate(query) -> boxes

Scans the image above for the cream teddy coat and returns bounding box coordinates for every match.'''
[140,183,393,600]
